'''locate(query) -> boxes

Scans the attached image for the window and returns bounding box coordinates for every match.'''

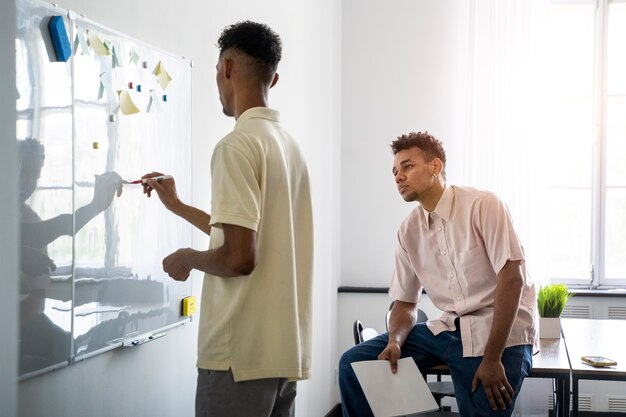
[463,0,626,288]
[543,0,626,287]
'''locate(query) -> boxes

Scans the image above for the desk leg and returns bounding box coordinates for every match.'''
[553,377,561,417]
[572,376,578,417]
[555,376,569,417]
[564,374,570,417]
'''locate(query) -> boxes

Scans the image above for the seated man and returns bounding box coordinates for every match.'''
[339,131,537,417]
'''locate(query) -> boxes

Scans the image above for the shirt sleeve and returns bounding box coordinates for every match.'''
[388,229,423,304]
[209,141,261,231]
[478,192,525,275]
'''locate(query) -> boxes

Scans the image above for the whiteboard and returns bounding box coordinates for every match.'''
[16,0,192,379]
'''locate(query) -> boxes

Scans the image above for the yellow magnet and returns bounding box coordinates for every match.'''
[182,296,196,316]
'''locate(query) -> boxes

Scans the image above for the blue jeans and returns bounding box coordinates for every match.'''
[338,323,532,417]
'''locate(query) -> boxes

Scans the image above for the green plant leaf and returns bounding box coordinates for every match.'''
[536,284,572,318]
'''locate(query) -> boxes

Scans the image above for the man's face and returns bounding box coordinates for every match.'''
[392,147,437,202]
[215,55,234,117]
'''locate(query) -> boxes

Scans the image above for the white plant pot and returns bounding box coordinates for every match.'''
[539,317,561,339]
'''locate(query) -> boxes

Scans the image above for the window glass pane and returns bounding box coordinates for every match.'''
[547,188,591,279]
[534,1,595,97]
[605,187,626,279]
[607,2,626,95]
[604,2,626,284]
[528,1,595,283]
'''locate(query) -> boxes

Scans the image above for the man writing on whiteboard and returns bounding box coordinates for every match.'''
[338,132,537,417]
[142,21,313,417]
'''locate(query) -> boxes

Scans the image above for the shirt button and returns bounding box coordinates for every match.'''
[441,250,447,255]
[437,227,442,232]
[456,296,461,301]
[449,273,454,278]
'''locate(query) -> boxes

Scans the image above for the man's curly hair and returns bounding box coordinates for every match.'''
[217,20,282,83]
[390,131,447,179]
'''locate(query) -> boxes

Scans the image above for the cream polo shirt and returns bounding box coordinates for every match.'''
[197,107,313,382]
[389,185,538,357]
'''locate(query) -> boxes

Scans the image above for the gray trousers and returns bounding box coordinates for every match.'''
[195,369,296,417]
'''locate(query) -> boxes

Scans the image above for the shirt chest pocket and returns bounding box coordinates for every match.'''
[455,246,496,286]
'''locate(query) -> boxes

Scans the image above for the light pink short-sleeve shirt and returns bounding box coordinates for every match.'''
[389,185,538,357]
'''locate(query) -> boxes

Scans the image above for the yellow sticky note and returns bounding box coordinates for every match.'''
[182,296,196,316]
[153,61,172,90]
[119,90,140,115]
[152,61,163,76]
[87,30,110,56]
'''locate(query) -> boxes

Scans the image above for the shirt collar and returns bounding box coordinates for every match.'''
[235,107,280,128]
[434,184,453,222]
[420,184,453,225]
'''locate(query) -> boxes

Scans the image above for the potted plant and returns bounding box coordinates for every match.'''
[537,283,572,338]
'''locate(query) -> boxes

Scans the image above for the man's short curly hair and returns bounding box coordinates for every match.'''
[390,131,447,179]
[217,20,282,83]
[18,138,45,163]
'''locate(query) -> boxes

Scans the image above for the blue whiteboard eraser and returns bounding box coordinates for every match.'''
[48,16,71,62]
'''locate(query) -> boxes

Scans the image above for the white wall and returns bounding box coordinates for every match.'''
[1,1,18,416]
[341,0,469,288]
[16,1,341,416]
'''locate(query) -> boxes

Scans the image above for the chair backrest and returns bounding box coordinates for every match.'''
[353,319,380,345]
[417,308,429,323]
[361,327,379,342]
[353,320,364,344]
[385,301,429,332]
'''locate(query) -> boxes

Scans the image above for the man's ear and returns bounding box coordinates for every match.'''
[432,158,443,176]
[270,72,279,88]
[223,58,233,79]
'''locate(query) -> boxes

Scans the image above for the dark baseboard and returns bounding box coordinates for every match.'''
[550,412,626,417]
[324,403,455,416]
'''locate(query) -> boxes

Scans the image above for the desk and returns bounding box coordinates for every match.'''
[562,318,626,417]
[529,336,571,417]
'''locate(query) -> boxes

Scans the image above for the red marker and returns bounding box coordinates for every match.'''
[123,175,172,184]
